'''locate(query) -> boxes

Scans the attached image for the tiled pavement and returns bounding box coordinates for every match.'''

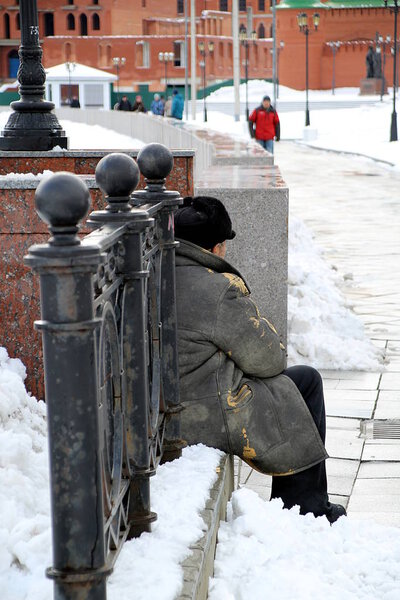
[237,143,400,527]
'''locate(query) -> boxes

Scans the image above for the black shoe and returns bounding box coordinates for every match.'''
[325,503,347,524]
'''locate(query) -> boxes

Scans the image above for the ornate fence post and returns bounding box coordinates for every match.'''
[90,152,157,539]
[132,143,184,463]
[24,174,107,600]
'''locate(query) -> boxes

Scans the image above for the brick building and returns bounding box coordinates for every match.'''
[0,1,396,95]
[0,1,274,97]
[277,0,396,90]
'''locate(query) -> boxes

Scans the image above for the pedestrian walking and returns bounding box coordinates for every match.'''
[171,88,184,120]
[151,93,164,115]
[132,94,147,113]
[249,95,280,154]
[117,95,133,111]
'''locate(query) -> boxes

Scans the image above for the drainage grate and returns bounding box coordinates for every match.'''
[361,420,400,440]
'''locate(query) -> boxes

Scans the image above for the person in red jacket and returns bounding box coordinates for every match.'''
[249,95,280,154]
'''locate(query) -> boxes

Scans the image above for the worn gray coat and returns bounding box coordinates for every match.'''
[175,240,327,475]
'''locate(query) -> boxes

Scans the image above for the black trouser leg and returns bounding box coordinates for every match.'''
[270,365,330,516]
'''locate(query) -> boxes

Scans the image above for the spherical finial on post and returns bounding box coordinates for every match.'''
[35,172,91,246]
[95,153,140,212]
[137,143,174,183]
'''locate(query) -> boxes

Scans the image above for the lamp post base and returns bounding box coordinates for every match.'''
[390,111,398,142]
[305,109,310,127]
[0,100,68,151]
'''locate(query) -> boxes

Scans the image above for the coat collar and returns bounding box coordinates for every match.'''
[175,238,250,291]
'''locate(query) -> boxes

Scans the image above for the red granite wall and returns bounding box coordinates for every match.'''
[0,151,193,399]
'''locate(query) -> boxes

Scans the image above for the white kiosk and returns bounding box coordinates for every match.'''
[45,63,117,110]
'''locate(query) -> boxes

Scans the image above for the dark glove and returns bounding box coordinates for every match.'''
[248,121,255,139]
[275,122,280,142]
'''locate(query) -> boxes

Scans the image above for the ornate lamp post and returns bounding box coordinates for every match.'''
[384,0,399,141]
[198,40,214,122]
[239,27,257,119]
[327,41,340,95]
[158,51,175,94]
[66,61,76,105]
[112,56,126,97]
[297,11,320,127]
[0,0,67,150]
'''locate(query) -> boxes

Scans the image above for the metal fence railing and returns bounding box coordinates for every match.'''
[25,142,184,600]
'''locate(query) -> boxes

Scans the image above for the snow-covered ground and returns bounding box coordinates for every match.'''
[209,488,400,600]
[190,80,400,169]
[1,350,399,600]
[0,347,222,599]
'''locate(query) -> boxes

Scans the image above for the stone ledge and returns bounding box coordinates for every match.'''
[177,454,234,600]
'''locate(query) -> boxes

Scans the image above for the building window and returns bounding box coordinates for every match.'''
[258,23,265,38]
[92,13,100,30]
[239,0,246,11]
[136,41,150,68]
[177,0,184,14]
[4,14,10,39]
[44,13,54,36]
[93,0,99,4]
[258,0,265,10]
[16,12,20,30]
[67,13,75,31]
[68,0,74,4]
[174,41,185,67]
[80,13,88,36]
[219,0,228,10]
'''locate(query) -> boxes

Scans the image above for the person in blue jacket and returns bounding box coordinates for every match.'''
[171,88,184,120]
[150,93,164,116]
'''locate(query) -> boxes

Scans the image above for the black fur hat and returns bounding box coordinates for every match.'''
[174,196,236,249]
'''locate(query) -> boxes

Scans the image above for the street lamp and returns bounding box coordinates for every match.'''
[239,27,257,119]
[112,56,126,97]
[65,61,76,105]
[327,41,340,95]
[158,51,175,94]
[297,11,320,127]
[383,0,399,141]
[377,36,391,101]
[270,41,285,99]
[198,40,214,122]
[0,0,67,150]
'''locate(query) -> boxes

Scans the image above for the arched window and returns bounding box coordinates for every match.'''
[16,12,20,30]
[68,0,74,4]
[239,0,246,11]
[258,23,265,39]
[177,0,184,13]
[258,0,265,9]
[220,0,228,9]
[93,0,99,4]
[92,13,100,31]
[4,13,10,39]
[67,13,75,31]
[44,13,54,36]
[80,14,88,36]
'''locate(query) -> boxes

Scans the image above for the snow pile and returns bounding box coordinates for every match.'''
[209,487,400,600]
[0,170,54,181]
[0,348,51,600]
[109,445,223,599]
[0,112,145,150]
[0,348,223,600]
[287,217,384,370]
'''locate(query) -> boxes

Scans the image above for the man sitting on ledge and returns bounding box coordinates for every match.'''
[174,196,346,524]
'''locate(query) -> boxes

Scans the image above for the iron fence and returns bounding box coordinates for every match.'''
[25,142,184,600]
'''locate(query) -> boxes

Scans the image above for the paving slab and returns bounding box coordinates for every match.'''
[357,461,400,478]
[362,442,400,462]
[347,494,400,512]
